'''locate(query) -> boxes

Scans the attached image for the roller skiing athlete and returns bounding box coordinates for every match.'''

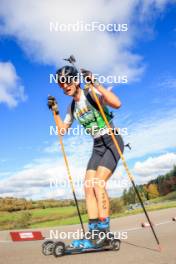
[47,64,124,252]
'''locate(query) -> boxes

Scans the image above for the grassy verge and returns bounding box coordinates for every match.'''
[112,200,176,219]
[0,206,78,230]
[0,193,176,231]
[30,214,88,228]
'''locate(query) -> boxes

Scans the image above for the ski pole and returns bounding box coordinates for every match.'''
[52,111,85,235]
[89,85,161,251]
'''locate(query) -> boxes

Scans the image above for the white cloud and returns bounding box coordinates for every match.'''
[0,133,127,199]
[0,0,174,82]
[158,76,176,90]
[44,134,92,155]
[47,106,176,163]
[0,62,27,107]
[133,152,176,182]
[0,155,127,199]
[1,141,175,198]
[1,98,175,199]
[0,158,72,199]
[1,107,176,199]
[123,108,176,160]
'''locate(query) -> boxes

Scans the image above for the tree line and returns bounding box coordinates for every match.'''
[0,198,77,212]
[122,166,176,205]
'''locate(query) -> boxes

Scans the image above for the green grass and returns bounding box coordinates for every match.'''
[0,211,17,222]
[0,191,176,231]
[0,206,76,222]
[0,206,79,230]
[30,206,76,217]
[112,200,176,219]
[150,191,176,203]
[30,214,88,228]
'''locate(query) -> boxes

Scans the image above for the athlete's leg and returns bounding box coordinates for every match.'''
[70,170,98,249]
[94,134,124,219]
[90,166,112,245]
[70,170,98,248]
[84,169,98,219]
[85,143,104,221]
[93,166,112,219]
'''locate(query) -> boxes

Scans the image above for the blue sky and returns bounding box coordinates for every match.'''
[0,0,176,199]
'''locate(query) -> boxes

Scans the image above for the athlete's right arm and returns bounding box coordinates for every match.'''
[54,114,71,131]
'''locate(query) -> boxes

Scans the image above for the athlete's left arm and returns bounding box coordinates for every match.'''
[93,83,121,109]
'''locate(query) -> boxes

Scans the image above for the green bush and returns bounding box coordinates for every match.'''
[110,199,124,214]
[14,211,32,228]
[79,202,87,214]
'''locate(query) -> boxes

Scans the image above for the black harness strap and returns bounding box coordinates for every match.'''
[71,99,75,117]
[71,89,113,119]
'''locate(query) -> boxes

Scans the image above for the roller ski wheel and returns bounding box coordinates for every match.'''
[53,241,65,257]
[95,232,121,251]
[42,240,55,256]
[110,238,121,251]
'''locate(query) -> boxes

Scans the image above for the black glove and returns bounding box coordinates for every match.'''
[47,95,59,115]
[81,68,93,83]
[81,68,99,86]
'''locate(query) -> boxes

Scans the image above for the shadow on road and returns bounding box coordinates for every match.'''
[122,241,160,253]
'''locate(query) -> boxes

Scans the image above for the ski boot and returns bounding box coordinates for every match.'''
[74,219,110,249]
[69,218,118,250]
[74,217,120,250]
[70,220,99,249]
[94,217,110,246]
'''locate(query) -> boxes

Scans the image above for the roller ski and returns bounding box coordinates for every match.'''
[42,236,121,258]
[42,218,121,257]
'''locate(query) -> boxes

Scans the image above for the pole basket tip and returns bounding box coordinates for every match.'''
[157,244,162,252]
[141,222,154,228]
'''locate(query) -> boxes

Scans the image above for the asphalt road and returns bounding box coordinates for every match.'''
[0,207,176,264]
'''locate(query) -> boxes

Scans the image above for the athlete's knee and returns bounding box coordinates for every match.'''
[93,177,106,192]
[84,178,95,197]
